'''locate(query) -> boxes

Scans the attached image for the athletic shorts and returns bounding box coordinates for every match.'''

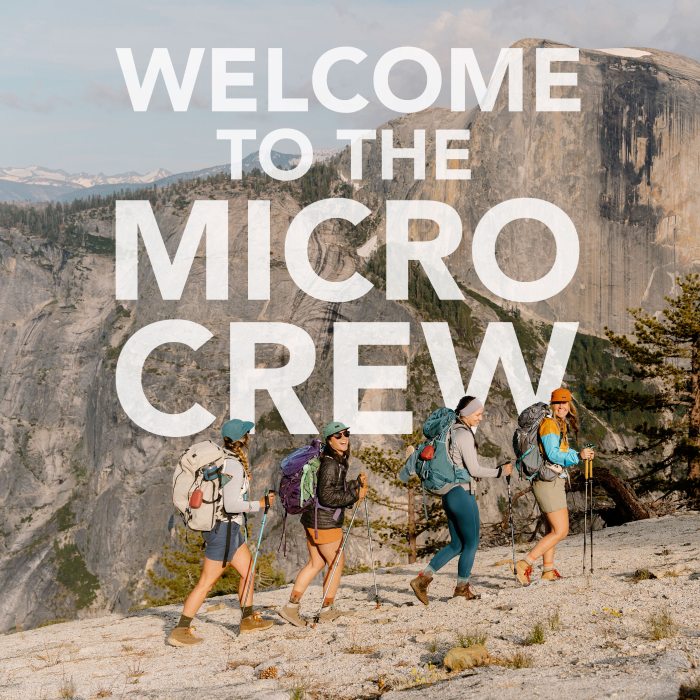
[532,477,568,514]
[305,527,342,545]
[202,520,245,562]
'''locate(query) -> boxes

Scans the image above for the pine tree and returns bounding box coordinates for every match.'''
[604,274,700,502]
[145,526,286,607]
[356,437,447,563]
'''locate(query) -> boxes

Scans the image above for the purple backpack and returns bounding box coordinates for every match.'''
[277,439,340,553]
[279,439,323,515]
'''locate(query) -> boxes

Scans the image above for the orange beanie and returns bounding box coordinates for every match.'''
[550,387,573,403]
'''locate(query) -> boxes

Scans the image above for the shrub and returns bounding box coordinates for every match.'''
[647,609,677,640]
[523,622,546,646]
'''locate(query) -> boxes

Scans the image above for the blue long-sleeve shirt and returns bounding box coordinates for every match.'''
[539,417,579,468]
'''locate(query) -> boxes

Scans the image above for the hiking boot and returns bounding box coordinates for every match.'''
[278,604,307,628]
[452,583,481,600]
[317,606,343,622]
[167,626,203,647]
[515,559,533,586]
[409,573,432,606]
[541,568,563,582]
[240,611,274,633]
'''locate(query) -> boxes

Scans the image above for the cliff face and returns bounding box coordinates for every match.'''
[2,41,700,632]
[341,40,700,333]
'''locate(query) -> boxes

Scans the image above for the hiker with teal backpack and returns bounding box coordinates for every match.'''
[278,421,368,627]
[167,419,275,646]
[400,397,512,604]
[513,387,595,585]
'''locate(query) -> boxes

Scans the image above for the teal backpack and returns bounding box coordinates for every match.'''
[412,407,471,494]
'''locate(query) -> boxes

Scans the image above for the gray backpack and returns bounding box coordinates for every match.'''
[512,403,563,482]
[172,440,226,531]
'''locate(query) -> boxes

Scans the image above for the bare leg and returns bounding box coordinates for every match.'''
[230,543,255,608]
[182,556,230,618]
[289,538,326,602]
[318,539,344,603]
[527,508,569,565]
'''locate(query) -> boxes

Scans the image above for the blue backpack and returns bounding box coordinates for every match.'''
[412,408,470,494]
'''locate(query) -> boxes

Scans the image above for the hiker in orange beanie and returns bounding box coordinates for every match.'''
[514,388,594,585]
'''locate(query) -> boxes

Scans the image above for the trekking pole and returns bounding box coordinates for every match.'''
[582,460,589,575]
[312,500,361,626]
[589,457,594,574]
[240,490,271,608]
[364,498,381,609]
[505,473,516,575]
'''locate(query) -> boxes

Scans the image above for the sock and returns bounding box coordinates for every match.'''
[286,600,300,609]
[525,556,536,567]
[241,605,253,619]
[543,565,554,572]
[456,576,470,586]
[176,614,193,629]
[421,565,435,578]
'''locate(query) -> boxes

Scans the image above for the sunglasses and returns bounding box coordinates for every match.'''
[331,429,351,439]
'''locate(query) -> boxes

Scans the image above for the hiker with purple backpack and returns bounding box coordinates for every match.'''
[278,421,368,627]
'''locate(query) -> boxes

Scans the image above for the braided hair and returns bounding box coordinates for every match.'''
[223,434,251,480]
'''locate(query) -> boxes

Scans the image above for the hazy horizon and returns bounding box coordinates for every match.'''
[3,0,699,174]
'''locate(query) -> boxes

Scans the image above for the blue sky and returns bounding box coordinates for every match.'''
[1,0,698,174]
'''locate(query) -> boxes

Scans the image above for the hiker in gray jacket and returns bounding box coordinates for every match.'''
[404,396,512,604]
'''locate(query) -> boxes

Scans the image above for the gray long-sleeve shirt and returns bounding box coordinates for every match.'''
[222,456,260,516]
[448,423,502,479]
[399,422,501,492]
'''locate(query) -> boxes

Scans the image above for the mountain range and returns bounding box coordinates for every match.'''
[0,151,313,203]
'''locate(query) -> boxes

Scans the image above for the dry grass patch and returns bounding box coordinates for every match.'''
[547,608,562,631]
[457,631,487,647]
[523,622,546,646]
[344,644,377,654]
[493,652,533,669]
[647,609,677,640]
[126,659,145,684]
[630,568,657,582]
[58,678,77,700]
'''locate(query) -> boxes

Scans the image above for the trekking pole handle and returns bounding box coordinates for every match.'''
[264,490,272,514]
[505,474,511,485]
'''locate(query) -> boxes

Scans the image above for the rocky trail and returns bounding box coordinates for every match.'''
[1,512,699,700]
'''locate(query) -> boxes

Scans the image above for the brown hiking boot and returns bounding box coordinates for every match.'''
[240,611,274,633]
[317,606,343,622]
[541,568,563,582]
[167,626,203,647]
[409,573,432,606]
[452,583,481,600]
[515,559,533,586]
[278,604,307,628]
